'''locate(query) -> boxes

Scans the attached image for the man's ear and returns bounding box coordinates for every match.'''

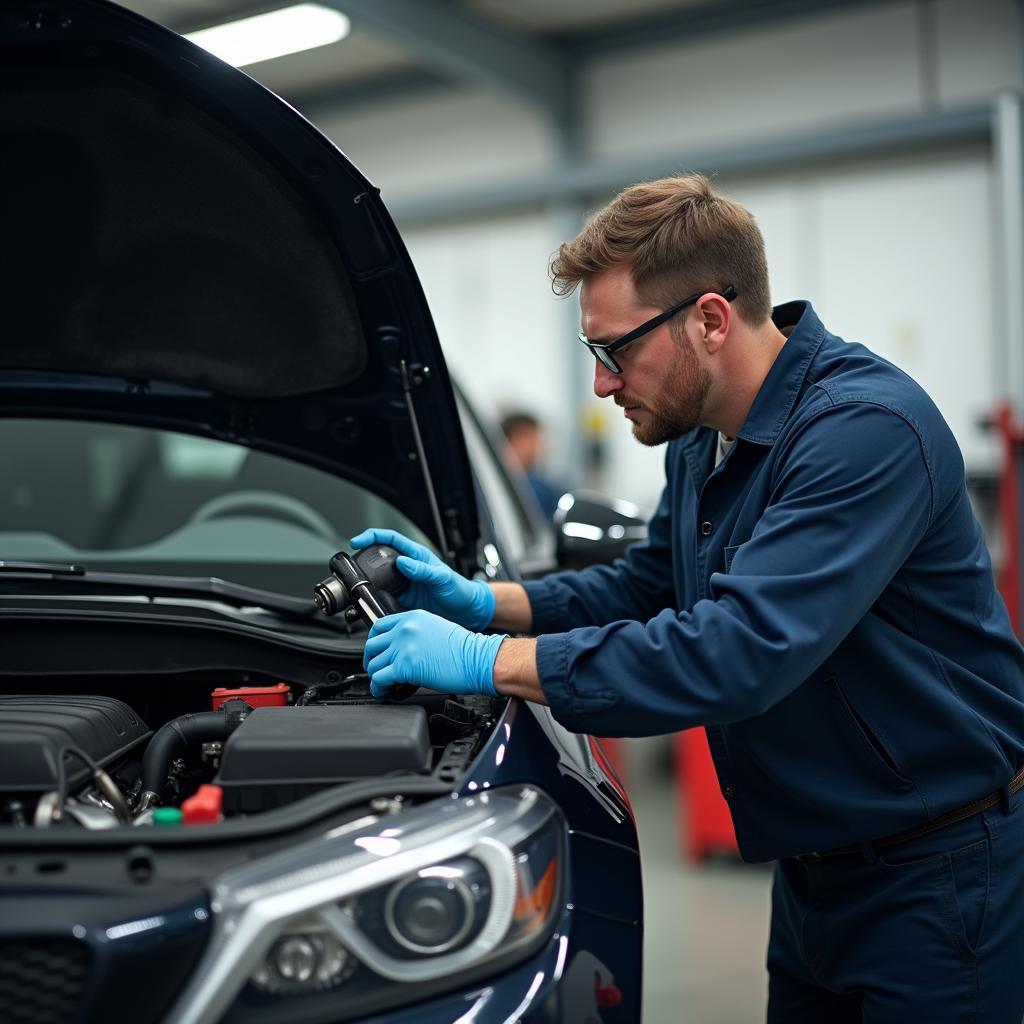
[695,293,731,354]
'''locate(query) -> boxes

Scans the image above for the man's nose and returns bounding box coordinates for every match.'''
[593,359,623,399]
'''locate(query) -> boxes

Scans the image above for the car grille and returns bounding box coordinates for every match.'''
[0,938,92,1024]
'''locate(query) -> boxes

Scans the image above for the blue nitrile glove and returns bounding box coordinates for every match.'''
[350,528,495,630]
[363,609,506,700]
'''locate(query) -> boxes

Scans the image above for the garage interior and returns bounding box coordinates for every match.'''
[89,0,1024,1018]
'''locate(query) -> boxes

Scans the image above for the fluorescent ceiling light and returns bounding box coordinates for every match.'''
[185,4,350,68]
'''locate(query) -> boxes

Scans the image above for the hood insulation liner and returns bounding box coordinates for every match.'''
[1,58,366,398]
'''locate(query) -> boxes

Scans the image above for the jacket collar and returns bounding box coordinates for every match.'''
[735,300,825,446]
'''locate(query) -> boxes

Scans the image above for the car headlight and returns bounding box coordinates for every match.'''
[164,786,564,1024]
[376,855,490,955]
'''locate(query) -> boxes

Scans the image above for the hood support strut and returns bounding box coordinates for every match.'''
[400,359,453,565]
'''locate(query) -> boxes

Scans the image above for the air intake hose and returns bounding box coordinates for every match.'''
[137,699,251,811]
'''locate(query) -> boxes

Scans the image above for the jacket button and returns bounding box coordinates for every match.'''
[700,521,713,536]
[722,785,735,799]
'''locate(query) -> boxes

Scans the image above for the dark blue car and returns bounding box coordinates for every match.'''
[0,2,643,1021]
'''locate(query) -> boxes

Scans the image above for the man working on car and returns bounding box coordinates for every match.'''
[353,174,1024,1021]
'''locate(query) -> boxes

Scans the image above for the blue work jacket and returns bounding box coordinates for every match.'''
[524,300,1024,862]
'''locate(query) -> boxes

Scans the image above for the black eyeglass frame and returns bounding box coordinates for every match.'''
[578,284,738,374]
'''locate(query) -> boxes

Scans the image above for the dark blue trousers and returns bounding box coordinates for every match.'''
[767,792,1024,1022]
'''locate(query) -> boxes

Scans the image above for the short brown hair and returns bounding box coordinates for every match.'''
[550,174,772,325]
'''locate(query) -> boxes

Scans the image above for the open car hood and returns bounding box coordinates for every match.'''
[0,0,477,568]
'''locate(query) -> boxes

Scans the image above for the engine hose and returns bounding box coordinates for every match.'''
[138,702,250,808]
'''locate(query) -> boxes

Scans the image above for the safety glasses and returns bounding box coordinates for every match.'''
[578,284,738,374]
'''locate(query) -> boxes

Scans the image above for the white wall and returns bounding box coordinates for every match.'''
[402,211,567,437]
[311,0,1022,509]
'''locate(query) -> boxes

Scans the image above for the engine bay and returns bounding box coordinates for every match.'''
[0,543,502,831]
[0,678,498,831]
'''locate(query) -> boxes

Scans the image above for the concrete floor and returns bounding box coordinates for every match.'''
[623,737,773,1023]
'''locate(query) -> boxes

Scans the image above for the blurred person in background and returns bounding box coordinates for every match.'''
[354,174,1024,1022]
[500,410,564,520]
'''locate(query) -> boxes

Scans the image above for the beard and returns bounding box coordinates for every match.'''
[617,337,712,446]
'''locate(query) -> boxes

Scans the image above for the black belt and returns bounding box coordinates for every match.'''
[795,763,1024,863]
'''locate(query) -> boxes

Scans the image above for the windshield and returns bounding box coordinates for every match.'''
[0,419,433,598]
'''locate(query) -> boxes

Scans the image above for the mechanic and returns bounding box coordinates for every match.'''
[500,409,565,519]
[354,174,1024,1022]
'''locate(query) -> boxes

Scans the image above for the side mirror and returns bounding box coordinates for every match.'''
[553,491,648,570]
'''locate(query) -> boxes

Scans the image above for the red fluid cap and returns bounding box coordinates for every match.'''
[182,784,223,825]
[211,682,290,710]
[594,971,622,1009]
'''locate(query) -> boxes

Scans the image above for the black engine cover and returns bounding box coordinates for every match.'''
[216,705,431,813]
[0,696,151,796]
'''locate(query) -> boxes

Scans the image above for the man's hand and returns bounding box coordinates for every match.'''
[350,529,495,630]
[363,609,507,700]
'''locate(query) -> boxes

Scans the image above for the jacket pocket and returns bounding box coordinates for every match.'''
[827,676,913,790]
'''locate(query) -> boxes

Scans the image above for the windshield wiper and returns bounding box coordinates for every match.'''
[0,563,319,621]
[0,560,86,576]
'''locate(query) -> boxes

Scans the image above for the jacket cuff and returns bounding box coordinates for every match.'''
[522,579,563,633]
[534,632,617,733]
[534,632,581,728]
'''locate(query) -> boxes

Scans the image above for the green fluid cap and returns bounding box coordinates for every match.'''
[153,807,183,827]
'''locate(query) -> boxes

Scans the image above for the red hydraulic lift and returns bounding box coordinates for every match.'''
[994,401,1024,637]
[675,729,738,861]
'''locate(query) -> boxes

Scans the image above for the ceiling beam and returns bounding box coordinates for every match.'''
[317,0,572,127]
[563,0,895,57]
